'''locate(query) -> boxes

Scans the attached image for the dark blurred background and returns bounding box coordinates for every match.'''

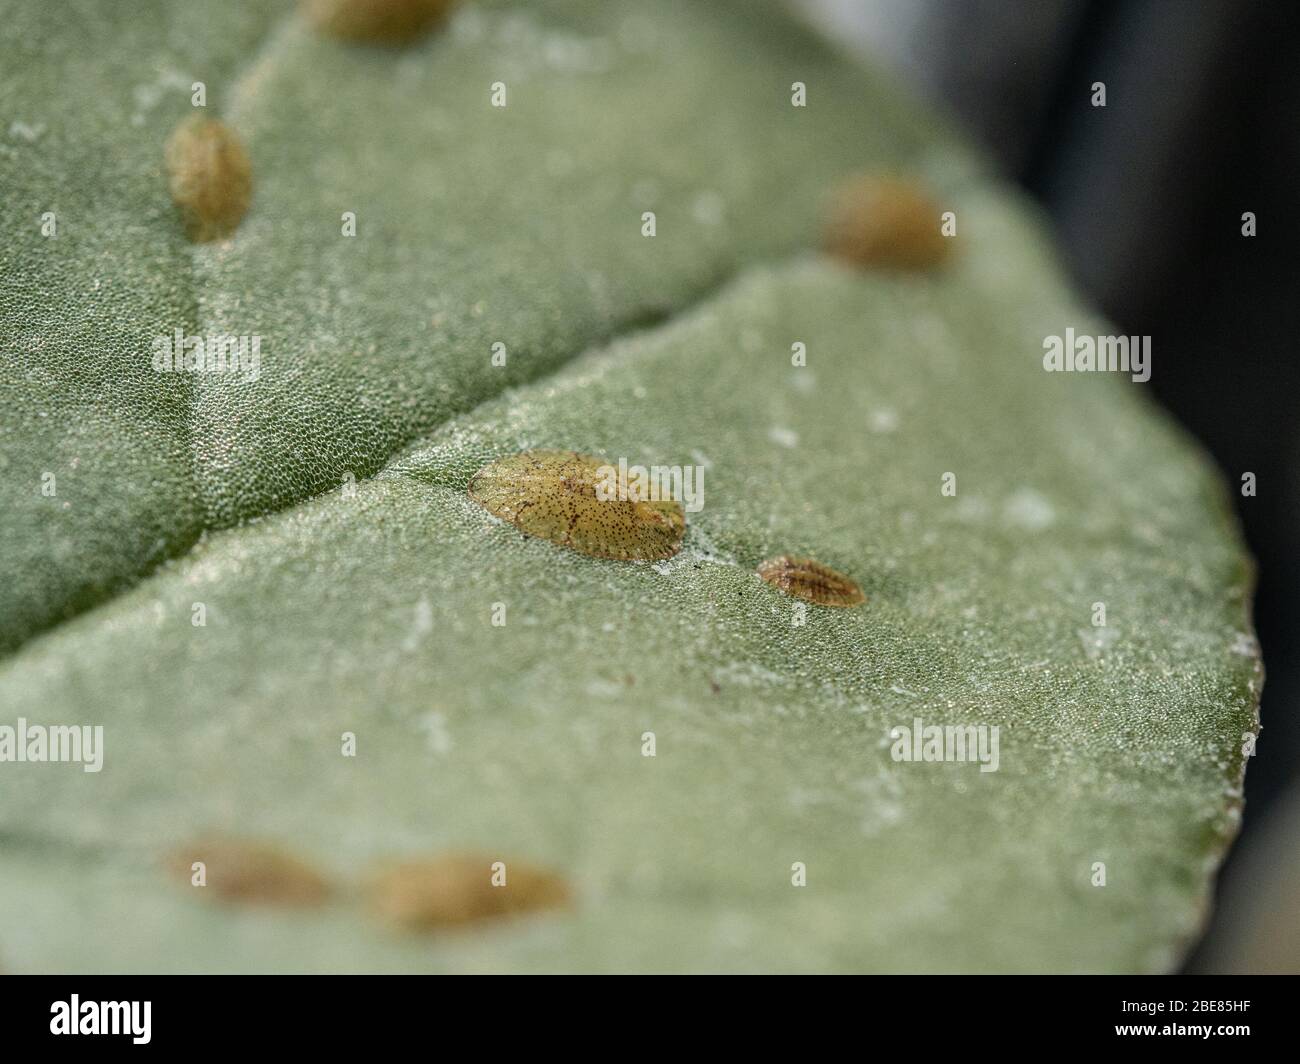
[796,0,1300,971]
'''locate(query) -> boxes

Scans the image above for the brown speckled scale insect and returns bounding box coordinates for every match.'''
[164,115,252,243]
[757,555,865,607]
[468,449,686,561]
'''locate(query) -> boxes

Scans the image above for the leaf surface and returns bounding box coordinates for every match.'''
[0,0,1260,972]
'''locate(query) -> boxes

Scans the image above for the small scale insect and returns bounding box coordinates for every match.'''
[164,115,252,244]
[821,174,950,271]
[757,555,866,607]
[468,449,686,561]
[369,853,571,930]
[301,0,458,44]
[165,837,332,906]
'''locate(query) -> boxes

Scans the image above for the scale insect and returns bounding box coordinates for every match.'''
[368,853,572,930]
[302,0,459,44]
[468,449,687,562]
[164,115,252,244]
[822,173,951,271]
[166,837,332,906]
[757,555,866,607]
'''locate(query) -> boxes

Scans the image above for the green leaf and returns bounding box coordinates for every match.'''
[0,0,1260,973]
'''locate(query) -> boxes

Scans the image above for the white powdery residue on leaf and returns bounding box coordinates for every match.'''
[712,912,754,951]
[691,190,725,226]
[854,770,904,837]
[1229,631,1259,657]
[786,785,824,811]
[1003,488,1056,531]
[768,426,799,449]
[584,678,626,698]
[7,120,46,143]
[1078,626,1122,660]
[713,660,787,690]
[417,711,452,755]
[869,407,899,433]
[651,525,736,576]
[449,4,487,44]
[400,596,434,651]
[541,32,614,75]
[129,65,192,126]
[1132,521,1165,547]
[462,4,615,75]
[953,495,991,523]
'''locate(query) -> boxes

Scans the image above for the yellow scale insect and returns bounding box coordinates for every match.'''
[369,853,572,930]
[822,173,951,271]
[468,449,687,562]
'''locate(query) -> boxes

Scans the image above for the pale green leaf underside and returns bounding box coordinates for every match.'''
[0,0,1260,972]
